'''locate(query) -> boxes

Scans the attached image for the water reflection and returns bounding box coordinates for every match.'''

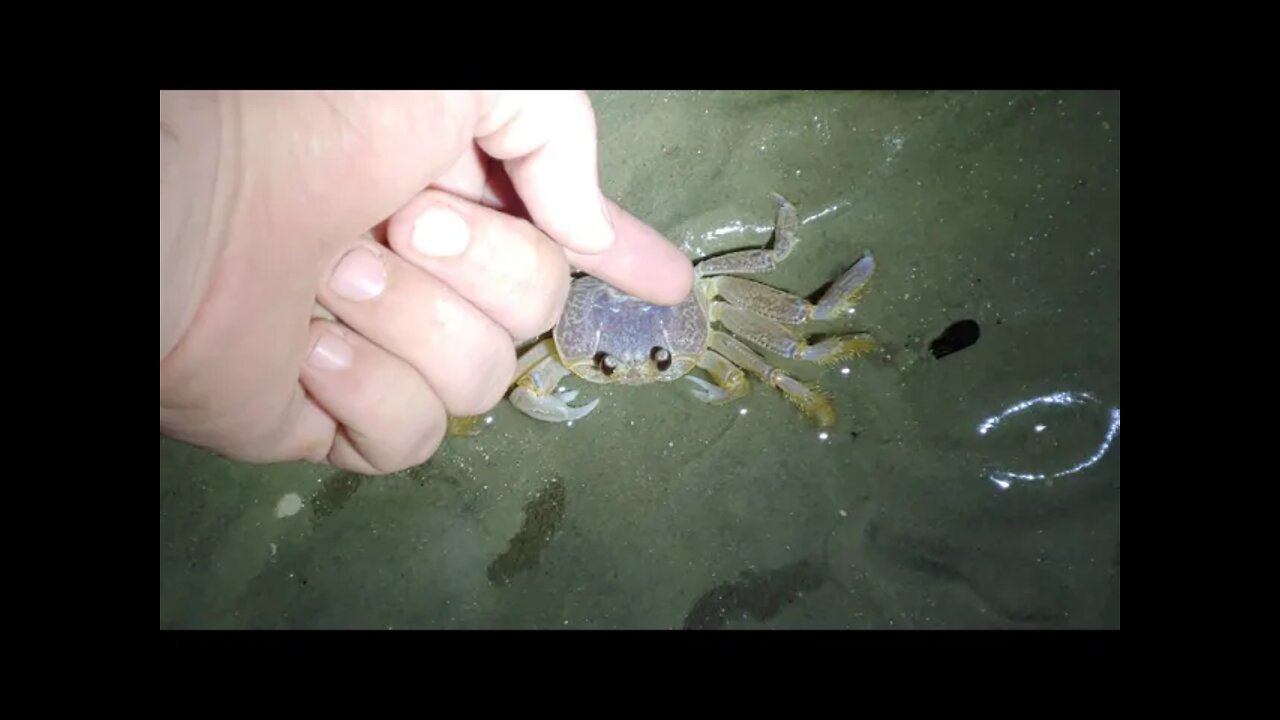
[682,201,854,257]
[976,391,1120,490]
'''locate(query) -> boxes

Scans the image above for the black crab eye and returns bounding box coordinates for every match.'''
[594,351,618,376]
[650,346,672,371]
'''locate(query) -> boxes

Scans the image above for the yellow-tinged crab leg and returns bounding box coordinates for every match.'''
[694,193,802,277]
[708,330,837,427]
[508,339,599,423]
[446,415,489,437]
[706,275,811,324]
[513,336,556,378]
[707,252,876,325]
[687,349,752,405]
[812,252,876,321]
[710,301,876,368]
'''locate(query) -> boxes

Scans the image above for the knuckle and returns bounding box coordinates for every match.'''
[480,346,518,410]
[541,291,569,335]
[449,340,516,417]
[342,436,404,476]
[365,422,443,476]
[406,417,447,469]
[364,460,404,477]
[515,282,566,340]
[394,384,449,470]
[514,250,571,339]
[537,297,566,337]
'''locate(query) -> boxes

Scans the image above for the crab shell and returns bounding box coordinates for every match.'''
[553,275,708,386]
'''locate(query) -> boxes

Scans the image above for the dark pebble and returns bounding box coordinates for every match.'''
[929,319,981,359]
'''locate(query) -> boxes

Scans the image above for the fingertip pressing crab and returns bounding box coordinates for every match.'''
[453,193,877,434]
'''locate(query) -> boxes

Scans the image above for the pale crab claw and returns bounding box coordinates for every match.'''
[685,375,723,403]
[509,387,601,423]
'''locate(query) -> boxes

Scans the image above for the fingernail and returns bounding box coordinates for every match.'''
[412,206,470,257]
[309,331,353,371]
[331,246,385,301]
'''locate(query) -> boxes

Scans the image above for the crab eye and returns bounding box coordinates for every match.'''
[594,351,618,376]
[650,346,672,371]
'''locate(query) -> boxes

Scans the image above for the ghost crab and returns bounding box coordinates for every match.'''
[506,193,876,428]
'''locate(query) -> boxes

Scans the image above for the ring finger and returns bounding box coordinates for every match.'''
[299,318,450,474]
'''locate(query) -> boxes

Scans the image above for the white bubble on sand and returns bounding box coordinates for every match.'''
[275,492,303,518]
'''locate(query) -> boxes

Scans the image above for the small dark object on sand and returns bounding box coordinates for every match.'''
[929,319,980,359]
[487,477,566,586]
[683,560,827,630]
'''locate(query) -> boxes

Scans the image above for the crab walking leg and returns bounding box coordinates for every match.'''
[694,192,802,277]
[708,330,837,427]
[513,337,556,379]
[705,276,810,324]
[709,301,875,367]
[686,349,752,405]
[706,252,877,326]
[509,340,600,423]
[812,252,876,321]
[446,415,490,437]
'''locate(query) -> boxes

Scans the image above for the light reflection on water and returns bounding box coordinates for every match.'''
[976,391,1120,490]
[680,200,853,258]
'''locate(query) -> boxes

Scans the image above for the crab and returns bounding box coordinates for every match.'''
[468,192,877,432]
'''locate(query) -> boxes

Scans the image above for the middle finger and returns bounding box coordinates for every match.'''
[386,189,572,342]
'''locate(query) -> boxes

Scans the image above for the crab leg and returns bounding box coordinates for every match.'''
[811,252,876,321]
[694,192,802,277]
[705,275,811,324]
[508,338,600,423]
[709,300,875,367]
[446,415,489,437]
[686,349,752,405]
[513,336,556,378]
[707,252,876,324]
[708,330,838,427]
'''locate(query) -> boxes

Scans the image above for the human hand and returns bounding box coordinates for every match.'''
[160,91,693,474]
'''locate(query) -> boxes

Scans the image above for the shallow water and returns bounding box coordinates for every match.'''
[159,90,1120,629]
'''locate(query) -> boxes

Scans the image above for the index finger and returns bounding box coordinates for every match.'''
[472,91,693,306]
[564,199,695,306]
[474,91,616,255]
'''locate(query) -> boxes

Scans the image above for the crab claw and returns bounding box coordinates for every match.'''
[510,387,600,423]
[685,375,725,403]
[685,375,745,405]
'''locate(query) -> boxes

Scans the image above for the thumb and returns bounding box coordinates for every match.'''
[473,91,616,255]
